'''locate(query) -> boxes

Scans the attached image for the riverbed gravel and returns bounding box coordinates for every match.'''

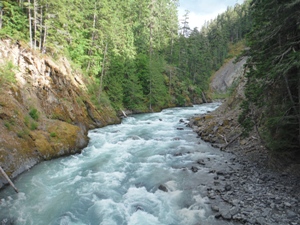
[204,153,300,225]
[188,111,300,225]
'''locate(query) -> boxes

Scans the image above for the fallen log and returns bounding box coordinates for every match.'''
[0,166,19,193]
[121,110,127,118]
[221,133,242,150]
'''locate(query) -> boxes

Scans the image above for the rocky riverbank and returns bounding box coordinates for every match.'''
[186,54,300,224]
[201,150,299,224]
[186,105,300,224]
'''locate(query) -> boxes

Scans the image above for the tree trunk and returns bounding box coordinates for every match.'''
[99,42,108,98]
[148,0,156,111]
[169,36,174,97]
[42,23,47,53]
[39,6,43,51]
[18,0,24,7]
[87,3,97,72]
[41,4,48,53]
[0,166,19,193]
[28,0,33,49]
[0,6,3,29]
[33,0,37,50]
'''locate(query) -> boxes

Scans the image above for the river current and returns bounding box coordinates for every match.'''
[0,103,236,225]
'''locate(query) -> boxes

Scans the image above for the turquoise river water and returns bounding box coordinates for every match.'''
[0,103,237,225]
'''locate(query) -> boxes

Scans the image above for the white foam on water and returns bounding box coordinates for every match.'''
[0,103,234,225]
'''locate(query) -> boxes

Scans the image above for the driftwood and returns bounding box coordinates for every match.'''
[0,166,19,193]
[121,110,127,118]
[221,133,242,150]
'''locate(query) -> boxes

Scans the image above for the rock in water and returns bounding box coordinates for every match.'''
[158,185,168,192]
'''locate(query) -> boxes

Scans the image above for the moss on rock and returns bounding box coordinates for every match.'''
[0,39,120,188]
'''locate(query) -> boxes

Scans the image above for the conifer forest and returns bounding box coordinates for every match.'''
[1,0,300,153]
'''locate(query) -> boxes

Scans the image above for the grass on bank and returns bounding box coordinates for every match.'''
[0,61,17,85]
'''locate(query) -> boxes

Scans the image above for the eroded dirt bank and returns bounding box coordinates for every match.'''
[0,39,120,187]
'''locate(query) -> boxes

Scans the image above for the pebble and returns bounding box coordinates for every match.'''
[205,154,300,225]
[211,205,219,212]
[224,184,232,191]
[189,116,300,225]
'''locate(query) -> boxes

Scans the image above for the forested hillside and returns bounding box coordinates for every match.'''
[0,0,250,112]
[239,0,300,153]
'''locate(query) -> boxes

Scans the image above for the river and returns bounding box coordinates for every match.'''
[0,103,238,225]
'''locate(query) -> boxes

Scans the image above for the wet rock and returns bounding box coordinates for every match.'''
[0,217,16,225]
[216,171,225,176]
[177,127,184,130]
[129,135,141,140]
[211,205,219,212]
[158,185,168,192]
[191,166,198,173]
[179,119,184,123]
[224,184,232,192]
[215,213,222,219]
[286,210,297,219]
[221,211,232,220]
[208,193,216,199]
[211,143,222,148]
[214,181,221,186]
[135,205,144,211]
[256,217,266,224]
[229,206,239,216]
[197,160,205,166]
[284,202,292,207]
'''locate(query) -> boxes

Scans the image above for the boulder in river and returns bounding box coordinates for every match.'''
[158,184,168,192]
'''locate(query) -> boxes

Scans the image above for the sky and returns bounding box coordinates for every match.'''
[178,0,245,30]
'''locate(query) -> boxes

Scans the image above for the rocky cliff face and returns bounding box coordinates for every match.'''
[190,56,248,149]
[0,39,120,188]
[210,57,247,93]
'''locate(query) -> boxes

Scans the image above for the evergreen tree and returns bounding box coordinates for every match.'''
[0,0,251,114]
[239,0,300,151]
[0,1,28,39]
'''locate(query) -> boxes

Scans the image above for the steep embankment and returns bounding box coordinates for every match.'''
[189,56,266,159]
[0,39,120,187]
[190,55,299,170]
[188,56,300,225]
[210,57,247,94]
[191,56,247,146]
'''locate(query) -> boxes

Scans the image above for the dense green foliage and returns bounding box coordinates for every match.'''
[168,2,251,103]
[239,0,300,152]
[0,0,250,112]
[0,60,17,85]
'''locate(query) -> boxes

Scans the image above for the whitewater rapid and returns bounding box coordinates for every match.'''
[0,103,236,225]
